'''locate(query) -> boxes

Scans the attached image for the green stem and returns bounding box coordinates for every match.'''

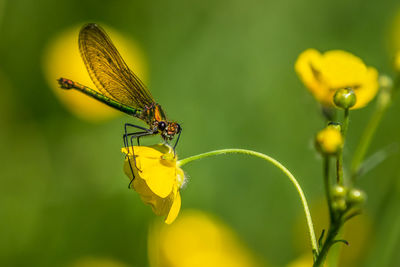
[337,109,349,185]
[350,89,391,180]
[341,108,350,137]
[178,148,319,260]
[336,153,343,185]
[313,219,343,267]
[323,157,334,222]
[316,109,350,266]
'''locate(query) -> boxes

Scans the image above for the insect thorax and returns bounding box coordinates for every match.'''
[140,103,167,127]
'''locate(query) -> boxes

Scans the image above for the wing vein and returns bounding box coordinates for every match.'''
[78,23,154,110]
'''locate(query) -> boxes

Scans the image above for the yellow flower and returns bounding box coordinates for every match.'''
[315,125,343,155]
[295,49,379,109]
[148,210,261,267]
[43,24,147,122]
[122,144,185,224]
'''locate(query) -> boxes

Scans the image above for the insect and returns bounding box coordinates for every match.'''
[58,23,182,179]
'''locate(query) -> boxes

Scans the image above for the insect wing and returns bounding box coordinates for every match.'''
[79,23,154,109]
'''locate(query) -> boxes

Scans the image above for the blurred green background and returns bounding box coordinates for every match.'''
[1,0,400,266]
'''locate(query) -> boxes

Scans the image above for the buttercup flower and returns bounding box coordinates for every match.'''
[122,144,185,224]
[295,49,379,109]
[315,125,343,155]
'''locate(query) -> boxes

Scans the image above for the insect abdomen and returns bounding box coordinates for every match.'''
[57,78,140,117]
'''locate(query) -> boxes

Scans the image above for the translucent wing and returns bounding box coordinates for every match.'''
[79,23,154,109]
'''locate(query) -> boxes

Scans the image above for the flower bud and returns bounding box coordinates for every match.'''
[334,88,357,109]
[315,126,343,155]
[331,185,347,199]
[347,188,366,207]
[332,198,347,213]
[327,122,341,132]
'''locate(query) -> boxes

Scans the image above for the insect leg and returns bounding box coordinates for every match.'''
[173,129,182,151]
[124,131,153,168]
[124,131,155,188]
[123,123,153,154]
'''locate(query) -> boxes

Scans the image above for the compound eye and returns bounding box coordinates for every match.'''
[176,123,182,133]
[158,121,167,131]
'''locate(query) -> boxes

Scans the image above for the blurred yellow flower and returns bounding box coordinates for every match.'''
[315,125,343,155]
[122,144,185,224]
[295,49,379,109]
[43,24,147,122]
[148,210,260,267]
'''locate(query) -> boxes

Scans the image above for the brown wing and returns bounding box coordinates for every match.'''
[79,23,154,109]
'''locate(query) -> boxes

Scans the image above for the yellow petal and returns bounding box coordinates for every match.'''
[139,156,176,198]
[165,190,181,224]
[295,49,331,106]
[122,145,177,198]
[351,67,379,109]
[321,50,368,88]
[124,159,174,217]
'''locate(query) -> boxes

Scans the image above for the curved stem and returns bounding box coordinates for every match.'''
[178,148,318,259]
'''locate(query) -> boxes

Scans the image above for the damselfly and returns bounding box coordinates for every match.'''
[58,23,182,179]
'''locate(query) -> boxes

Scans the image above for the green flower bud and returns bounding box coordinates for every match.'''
[332,198,347,213]
[334,88,357,109]
[347,188,366,206]
[331,185,347,199]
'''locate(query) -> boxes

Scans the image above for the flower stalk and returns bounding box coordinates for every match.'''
[323,157,334,221]
[313,218,343,267]
[336,108,349,185]
[314,108,352,266]
[178,148,319,260]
